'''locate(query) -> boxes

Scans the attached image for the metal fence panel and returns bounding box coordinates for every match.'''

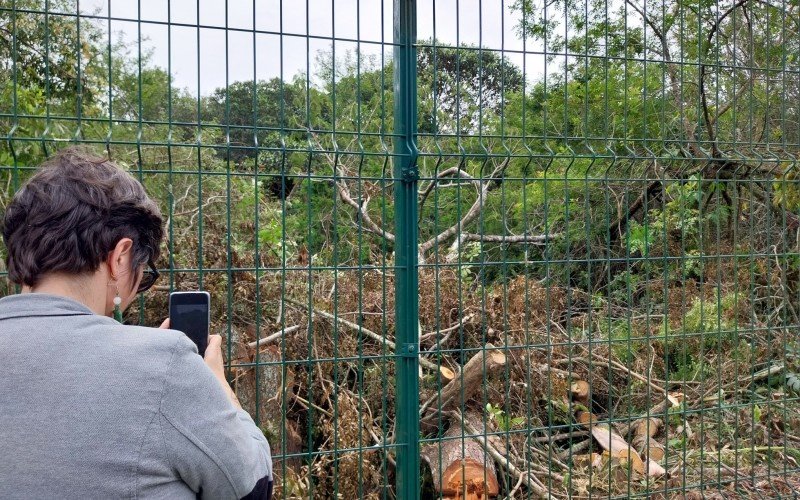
[2,0,799,498]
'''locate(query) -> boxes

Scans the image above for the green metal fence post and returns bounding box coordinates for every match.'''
[393,0,420,498]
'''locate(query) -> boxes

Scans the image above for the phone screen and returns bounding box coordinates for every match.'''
[169,292,210,356]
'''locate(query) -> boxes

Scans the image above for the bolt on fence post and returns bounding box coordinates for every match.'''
[393,0,420,498]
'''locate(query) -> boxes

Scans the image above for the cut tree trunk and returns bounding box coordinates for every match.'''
[432,344,507,415]
[234,337,302,474]
[422,411,500,499]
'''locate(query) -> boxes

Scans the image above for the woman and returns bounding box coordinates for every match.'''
[0,148,272,499]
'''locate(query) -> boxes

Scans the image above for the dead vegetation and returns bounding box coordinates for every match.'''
[128,256,800,499]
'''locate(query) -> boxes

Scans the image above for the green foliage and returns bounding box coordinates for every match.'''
[2,3,799,497]
[486,402,525,432]
[661,288,747,380]
[598,319,645,364]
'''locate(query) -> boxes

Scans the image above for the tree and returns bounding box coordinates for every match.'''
[417,41,525,134]
[511,0,799,166]
[205,78,308,166]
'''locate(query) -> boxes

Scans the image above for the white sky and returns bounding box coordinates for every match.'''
[76,0,544,94]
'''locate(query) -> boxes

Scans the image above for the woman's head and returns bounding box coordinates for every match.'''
[2,147,164,313]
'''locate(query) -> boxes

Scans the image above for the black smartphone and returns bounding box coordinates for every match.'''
[169,291,211,356]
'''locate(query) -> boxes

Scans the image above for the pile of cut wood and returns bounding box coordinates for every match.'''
[419,349,683,499]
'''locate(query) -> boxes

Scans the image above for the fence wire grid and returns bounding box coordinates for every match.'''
[2,0,800,498]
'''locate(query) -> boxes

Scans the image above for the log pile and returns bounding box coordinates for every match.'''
[569,385,684,479]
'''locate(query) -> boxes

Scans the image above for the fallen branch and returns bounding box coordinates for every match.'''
[585,354,668,395]
[419,159,511,256]
[446,233,557,262]
[246,325,303,349]
[334,180,395,243]
[420,313,475,342]
[616,392,684,439]
[418,166,481,213]
[283,298,454,380]
[630,417,665,462]
[558,439,592,460]
[530,430,590,444]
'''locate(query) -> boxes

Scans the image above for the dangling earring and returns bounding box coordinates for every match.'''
[113,286,123,323]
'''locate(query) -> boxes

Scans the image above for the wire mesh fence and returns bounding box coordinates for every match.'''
[2,0,800,498]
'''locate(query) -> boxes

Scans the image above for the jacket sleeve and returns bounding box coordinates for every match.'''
[159,335,272,499]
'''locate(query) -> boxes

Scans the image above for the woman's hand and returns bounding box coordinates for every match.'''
[204,335,242,409]
[159,318,170,329]
[203,335,227,381]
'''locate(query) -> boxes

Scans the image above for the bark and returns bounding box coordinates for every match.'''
[630,417,665,462]
[422,411,500,499]
[234,342,302,473]
[419,160,511,256]
[432,344,507,415]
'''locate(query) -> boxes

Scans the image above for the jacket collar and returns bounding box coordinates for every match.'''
[0,293,99,321]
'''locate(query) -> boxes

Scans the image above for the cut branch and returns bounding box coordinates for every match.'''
[630,417,665,462]
[450,232,555,249]
[423,344,507,419]
[577,411,666,477]
[615,392,684,438]
[247,325,303,349]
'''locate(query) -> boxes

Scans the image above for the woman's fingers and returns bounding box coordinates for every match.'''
[206,334,223,353]
[159,317,171,329]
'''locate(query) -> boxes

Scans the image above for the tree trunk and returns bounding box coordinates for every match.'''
[422,411,500,499]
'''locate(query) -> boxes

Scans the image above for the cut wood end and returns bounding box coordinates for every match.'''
[570,380,590,405]
[441,458,500,498]
[632,417,662,438]
[667,392,685,407]
[440,366,456,381]
[576,411,596,425]
[487,350,507,366]
[646,445,666,462]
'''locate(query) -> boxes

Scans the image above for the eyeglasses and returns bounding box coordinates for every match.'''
[137,260,160,294]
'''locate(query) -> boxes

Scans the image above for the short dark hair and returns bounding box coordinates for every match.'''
[2,147,164,287]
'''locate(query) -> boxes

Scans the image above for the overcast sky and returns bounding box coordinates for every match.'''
[76,0,544,94]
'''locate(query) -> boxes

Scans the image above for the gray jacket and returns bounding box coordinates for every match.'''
[0,293,272,499]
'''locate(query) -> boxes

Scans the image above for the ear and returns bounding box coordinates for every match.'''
[107,237,135,281]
